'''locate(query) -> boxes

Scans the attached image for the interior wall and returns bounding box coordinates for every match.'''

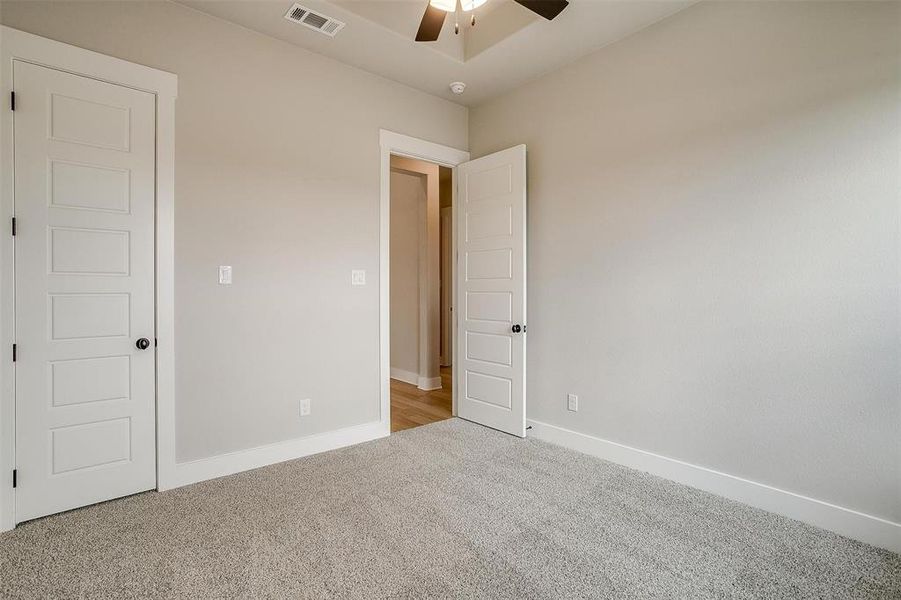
[0,0,467,462]
[439,167,452,209]
[389,169,423,379]
[439,166,453,366]
[469,0,901,523]
[389,156,442,388]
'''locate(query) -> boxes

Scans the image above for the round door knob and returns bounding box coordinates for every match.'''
[511,324,522,333]
[135,338,151,350]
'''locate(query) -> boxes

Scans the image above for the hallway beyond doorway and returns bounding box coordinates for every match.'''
[390,367,452,433]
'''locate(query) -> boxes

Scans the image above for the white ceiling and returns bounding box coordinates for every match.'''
[177,0,695,106]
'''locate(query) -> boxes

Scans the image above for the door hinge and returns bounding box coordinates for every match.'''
[12,469,16,488]
[9,91,15,111]
[12,343,16,362]
[11,217,16,236]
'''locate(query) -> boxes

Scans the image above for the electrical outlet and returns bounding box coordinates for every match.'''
[567,393,579,412]
[299,398,311,417]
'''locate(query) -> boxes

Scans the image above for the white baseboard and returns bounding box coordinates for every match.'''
[165,420,389,490]
[417,376,442,391]
[527,419,901,554]
[391,368,442,391]
[390,368,418,386]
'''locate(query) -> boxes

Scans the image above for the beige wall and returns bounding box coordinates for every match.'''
[389,170,423,377]
[389,156,441,386]
[0,0,467,461]
[438,166,453,365]
[469,1,901,522]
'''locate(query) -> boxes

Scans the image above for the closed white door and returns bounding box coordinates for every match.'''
[13,61,157,522]
[456,145,526,437]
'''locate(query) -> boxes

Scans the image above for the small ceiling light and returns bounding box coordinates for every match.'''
[449,82,466,95]
[431,0,486,12]
[429,0,457,12]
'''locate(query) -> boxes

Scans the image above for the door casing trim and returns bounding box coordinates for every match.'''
[0,26,178,530]
[378,130,469,430]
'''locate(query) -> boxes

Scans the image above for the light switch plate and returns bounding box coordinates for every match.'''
[351,269,366,286]
[299,398,311,417]
[218,265,232,285]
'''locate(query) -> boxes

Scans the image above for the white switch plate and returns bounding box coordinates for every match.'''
[567,393,579,412]
[218,265,232,285]
[351,269,366,286]
[299,398,311,417]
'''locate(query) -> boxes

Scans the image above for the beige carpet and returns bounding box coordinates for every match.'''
[0,418,898,599]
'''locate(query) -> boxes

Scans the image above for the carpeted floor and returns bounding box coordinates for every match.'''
[0,419,898,599]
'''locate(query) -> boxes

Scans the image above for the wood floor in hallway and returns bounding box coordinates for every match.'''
[390,367,452,432]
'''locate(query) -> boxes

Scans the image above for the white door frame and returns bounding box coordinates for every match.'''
[0,26,177,531]
[379,130,468,431]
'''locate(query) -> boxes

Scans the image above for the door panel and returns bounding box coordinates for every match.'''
[456,146,526,437]
[14,61,156,522]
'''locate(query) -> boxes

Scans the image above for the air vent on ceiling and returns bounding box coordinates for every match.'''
[284,3,345,37]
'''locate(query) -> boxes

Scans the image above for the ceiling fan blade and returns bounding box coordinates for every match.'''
[415,4,447,42]
[513,0,569,20]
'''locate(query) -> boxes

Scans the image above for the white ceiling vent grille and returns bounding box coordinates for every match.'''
[284,3,345,37]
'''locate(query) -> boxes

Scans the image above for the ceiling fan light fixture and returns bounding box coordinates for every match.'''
[429,0,457,12]
[461,0,487,11]
[417,0,567,43]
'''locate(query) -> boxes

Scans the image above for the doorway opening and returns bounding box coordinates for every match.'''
[388,156,454,432]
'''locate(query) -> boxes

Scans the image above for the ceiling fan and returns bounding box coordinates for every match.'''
[415,0,569,42]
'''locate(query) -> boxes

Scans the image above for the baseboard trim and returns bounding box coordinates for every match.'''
[527,419,901,553]
[390,368,418,386]
[165,420,390,490]
[417,376,442,391]
[390,368,441,391]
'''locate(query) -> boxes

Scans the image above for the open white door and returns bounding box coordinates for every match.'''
[456,145,526,437]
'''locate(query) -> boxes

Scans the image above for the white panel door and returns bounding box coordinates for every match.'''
[13,61,157,522]
[456,145,526,437]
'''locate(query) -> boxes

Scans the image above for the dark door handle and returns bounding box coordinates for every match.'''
[136,338,151,350]
[511,324,522,333]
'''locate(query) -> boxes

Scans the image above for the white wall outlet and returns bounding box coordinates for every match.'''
[567,393,579,412]
[351,269,366,286]
[218,265,233,285]
[299,398,311,417]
